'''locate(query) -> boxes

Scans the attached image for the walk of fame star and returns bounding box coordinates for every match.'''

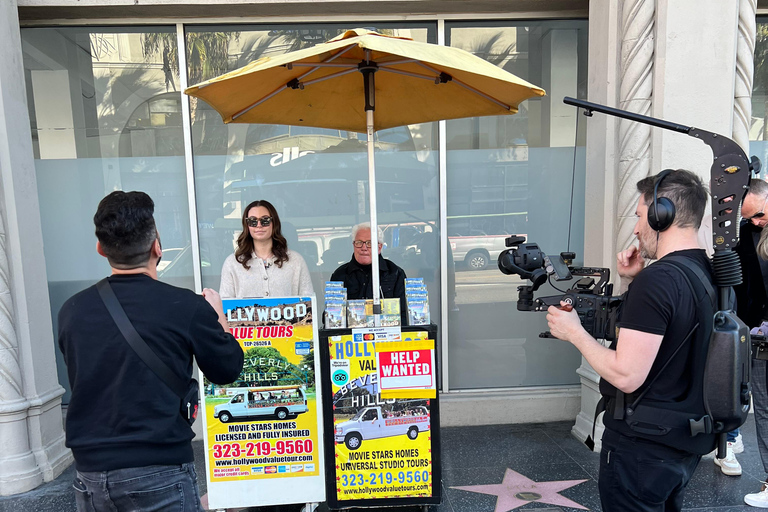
[451,468,588,511]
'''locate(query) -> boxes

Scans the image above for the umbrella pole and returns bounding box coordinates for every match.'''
[363,64,382,327]
[367,110,382,326]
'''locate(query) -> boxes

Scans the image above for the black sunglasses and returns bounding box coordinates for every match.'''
[745,195,768,221]
[246,216,273,227]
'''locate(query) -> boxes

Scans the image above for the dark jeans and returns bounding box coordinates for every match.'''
[599,428,700,512]
[73,463,204,512]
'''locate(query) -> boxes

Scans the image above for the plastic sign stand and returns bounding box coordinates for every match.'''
[202,296,325,509]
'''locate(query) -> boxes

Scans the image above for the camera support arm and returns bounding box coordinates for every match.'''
[563,97,756,296]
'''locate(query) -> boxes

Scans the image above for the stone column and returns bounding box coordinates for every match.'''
[733,0,757,154]
[573,0,743,450]
[0,0,72,495]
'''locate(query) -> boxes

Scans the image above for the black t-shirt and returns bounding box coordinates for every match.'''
[58,274,244,471]
[613,249,712,403]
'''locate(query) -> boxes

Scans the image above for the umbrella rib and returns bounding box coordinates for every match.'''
[297,43,357,82]
[417,61,513,110]
[416,61,513,110]
[377,59,419,67]
[291,63,358,68]
[451,79,512,110]
[301,67,359,87]
[378,67,440,81]
[232,85,288,120]
[232,45,359,121]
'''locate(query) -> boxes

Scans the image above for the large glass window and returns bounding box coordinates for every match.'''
[446,21,588,389]
[185,23,441,328]
[751,19,768,174]
[22,27,194,401]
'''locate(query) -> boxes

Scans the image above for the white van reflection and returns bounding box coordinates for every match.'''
[214,386,308,423]
[334,405,430,450]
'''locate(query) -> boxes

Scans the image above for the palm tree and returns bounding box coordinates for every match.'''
[754,24,768,141]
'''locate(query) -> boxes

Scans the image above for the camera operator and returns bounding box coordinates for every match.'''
[546,169,710,512]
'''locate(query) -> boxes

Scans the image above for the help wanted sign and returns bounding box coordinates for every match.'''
[375,340,436,399]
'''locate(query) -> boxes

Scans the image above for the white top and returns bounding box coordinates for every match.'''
[219,249,314,299]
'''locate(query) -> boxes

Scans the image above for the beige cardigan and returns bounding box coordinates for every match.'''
[219,249,314,298]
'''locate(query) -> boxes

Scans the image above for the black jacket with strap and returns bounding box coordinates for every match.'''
[734,220,768,328]
[331,255,408,323]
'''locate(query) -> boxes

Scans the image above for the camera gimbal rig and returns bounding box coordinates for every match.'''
[500,96,760,457]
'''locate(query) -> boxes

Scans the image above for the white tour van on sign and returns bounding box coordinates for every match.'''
[214,385,308,423]
[334,405,430,450]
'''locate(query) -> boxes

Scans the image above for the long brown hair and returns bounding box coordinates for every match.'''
[235,200,289,269]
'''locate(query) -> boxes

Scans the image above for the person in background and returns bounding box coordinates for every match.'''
[736,178,768,507]
[331,222,407,322]
[220,199,313,298]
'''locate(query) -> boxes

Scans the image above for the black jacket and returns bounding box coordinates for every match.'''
[331,255,407,322]
[734,221,768,328]
[58,274,244,471]
[733,221,768,327]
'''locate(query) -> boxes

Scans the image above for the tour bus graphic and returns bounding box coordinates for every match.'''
[214,385,308,423]
[334,405,430,450]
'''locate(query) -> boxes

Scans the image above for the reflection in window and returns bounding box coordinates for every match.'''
[750,20,768,176]
[22,26,195,403]
[446,20,588,389]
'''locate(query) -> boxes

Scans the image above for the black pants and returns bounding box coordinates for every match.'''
[599,428,700,512]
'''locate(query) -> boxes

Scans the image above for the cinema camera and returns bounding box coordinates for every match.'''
[498,236,622,342]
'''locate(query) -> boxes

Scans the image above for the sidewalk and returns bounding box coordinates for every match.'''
[1,417,765,512]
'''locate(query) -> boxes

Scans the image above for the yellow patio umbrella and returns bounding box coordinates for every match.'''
[185,29,545,319]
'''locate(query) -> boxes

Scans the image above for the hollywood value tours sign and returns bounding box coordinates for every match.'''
[319,325,441,509]
[200,296,325,510]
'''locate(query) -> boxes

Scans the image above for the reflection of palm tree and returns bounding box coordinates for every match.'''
[754,25,768,140]
[464,32,517,68]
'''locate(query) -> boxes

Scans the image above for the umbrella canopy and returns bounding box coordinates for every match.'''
[185,29,545,133]
[185,29,544,321]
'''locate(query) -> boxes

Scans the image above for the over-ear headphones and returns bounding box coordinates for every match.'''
[647,169,676,232]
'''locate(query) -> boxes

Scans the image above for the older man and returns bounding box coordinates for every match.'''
[331,222,407,322]
[736,179,768,507]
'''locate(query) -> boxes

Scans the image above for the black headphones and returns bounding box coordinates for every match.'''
[647,169,676,232]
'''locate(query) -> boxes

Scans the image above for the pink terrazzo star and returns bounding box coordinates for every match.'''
[451,468,588,511]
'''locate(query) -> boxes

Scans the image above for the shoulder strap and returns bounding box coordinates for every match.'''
[622,257,714,410]
[662,255,717,309]
[96,278,187,398]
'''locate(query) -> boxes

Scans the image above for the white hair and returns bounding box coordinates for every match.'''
[351,222,384,242]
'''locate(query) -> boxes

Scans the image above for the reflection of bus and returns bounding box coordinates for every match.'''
[214,386,308,423]
[334,406,430,450]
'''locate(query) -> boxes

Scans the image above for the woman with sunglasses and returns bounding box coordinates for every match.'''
[219,200,313,298]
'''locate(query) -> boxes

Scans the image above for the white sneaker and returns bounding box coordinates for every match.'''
[714,442,742,476]
[733,433,745,454]
[745,482,768,508]
[705,435,745,459]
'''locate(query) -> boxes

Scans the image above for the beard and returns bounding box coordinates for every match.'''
[638,231,657,260]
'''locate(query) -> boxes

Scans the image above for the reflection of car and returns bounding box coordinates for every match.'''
[449,234,515,270]
[157,245,211,277]
[214,386,308,423]
[334,405,430,450]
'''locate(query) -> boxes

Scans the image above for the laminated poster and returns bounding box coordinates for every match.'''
[329,330,434,502]
[202,296,325,509]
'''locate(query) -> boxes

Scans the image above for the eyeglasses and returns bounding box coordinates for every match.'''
[745,195,768,221]
[353,240,379,248]
[246,216,273,227]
